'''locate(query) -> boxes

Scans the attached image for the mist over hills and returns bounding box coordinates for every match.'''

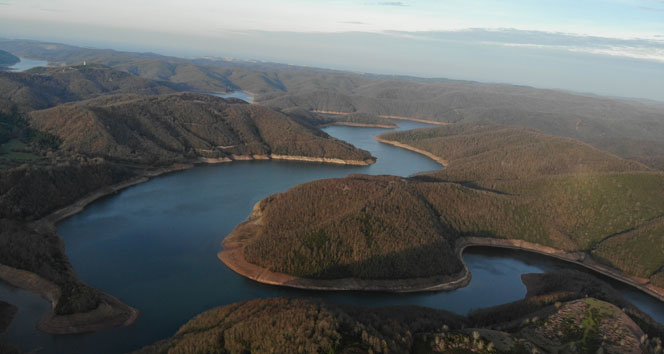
[0,38,663,353]
[2,39,662,169]
[0,64,180,112]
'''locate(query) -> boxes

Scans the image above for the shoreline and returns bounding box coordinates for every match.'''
[219,223,664,302]
[319,122,398,129]
[3,153,376,335]
[219,139,664,303]
[0,263,139,335]
[374,137,448,166]
[312,110,449,126]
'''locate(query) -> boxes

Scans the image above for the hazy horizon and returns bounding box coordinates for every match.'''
[1,0,663,101]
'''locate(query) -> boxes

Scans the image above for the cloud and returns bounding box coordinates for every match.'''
[340,21,369,25]
[639,6,664,12]
[376,2,408,6]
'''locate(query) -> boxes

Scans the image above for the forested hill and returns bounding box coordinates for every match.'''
[225,124,664,292]
[0,64,181,112]
[3,39,662,169]
[135,271,663,354]
[0,49,19,67]
[26,92,373,164]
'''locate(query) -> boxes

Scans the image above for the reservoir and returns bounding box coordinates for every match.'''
[1,120,662,353]
[2,57,49,72]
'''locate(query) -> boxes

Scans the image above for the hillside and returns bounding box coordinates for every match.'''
[220,124,664,295]
[0,64,181,112]
[0,49,19,67]
[135,271,662,354]
[3,39,663,168]
[0,88,374,334]
[27,92,374,165]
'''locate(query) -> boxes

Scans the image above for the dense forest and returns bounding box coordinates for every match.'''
[226,124,664,289]
[0,60,373,334]
[0,49,19,67]
[2,39,663,169]
[135,271,663,354]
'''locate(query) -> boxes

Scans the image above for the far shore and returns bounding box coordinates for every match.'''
[312,110,449,126]
[319,122,398,129]
[3,152,376,335]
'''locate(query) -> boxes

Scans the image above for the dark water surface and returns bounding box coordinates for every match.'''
[1,121,662,353]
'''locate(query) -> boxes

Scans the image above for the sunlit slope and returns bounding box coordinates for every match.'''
[227,124,664,286]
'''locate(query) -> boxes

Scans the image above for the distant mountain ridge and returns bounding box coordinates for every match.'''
[2,39,662,169]
[0,64,181,112]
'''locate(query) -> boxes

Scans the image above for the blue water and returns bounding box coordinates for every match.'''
[2,57,48,72]
[1,121,662,354]
[211,91,254,103]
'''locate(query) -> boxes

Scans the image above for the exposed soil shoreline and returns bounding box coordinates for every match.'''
[219,217,664,302]
[312,110,449,126]
[219,139,664,303]
[374,137,448,166]
[2,153,375,335]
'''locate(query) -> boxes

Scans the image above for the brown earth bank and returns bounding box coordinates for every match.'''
[219,225,664,302]
[218,126,664,304]
[374,137,448,166]
[311,110,448,126]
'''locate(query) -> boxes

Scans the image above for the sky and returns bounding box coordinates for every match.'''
[1,0,663,100]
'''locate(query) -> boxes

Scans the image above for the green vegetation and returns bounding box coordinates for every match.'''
[283,107,399,129]
[136,271,657,354]
[26,92,372,165]
[228,124,664,288]
[0,64,373,331]
[3,39,663,168]
[237,175,462,279]
[0,49,19,67]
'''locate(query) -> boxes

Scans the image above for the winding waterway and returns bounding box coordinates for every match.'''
[1,121,662,354]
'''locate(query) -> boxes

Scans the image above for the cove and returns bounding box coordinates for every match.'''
[3,57,49,72]
[1,121,662,354]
